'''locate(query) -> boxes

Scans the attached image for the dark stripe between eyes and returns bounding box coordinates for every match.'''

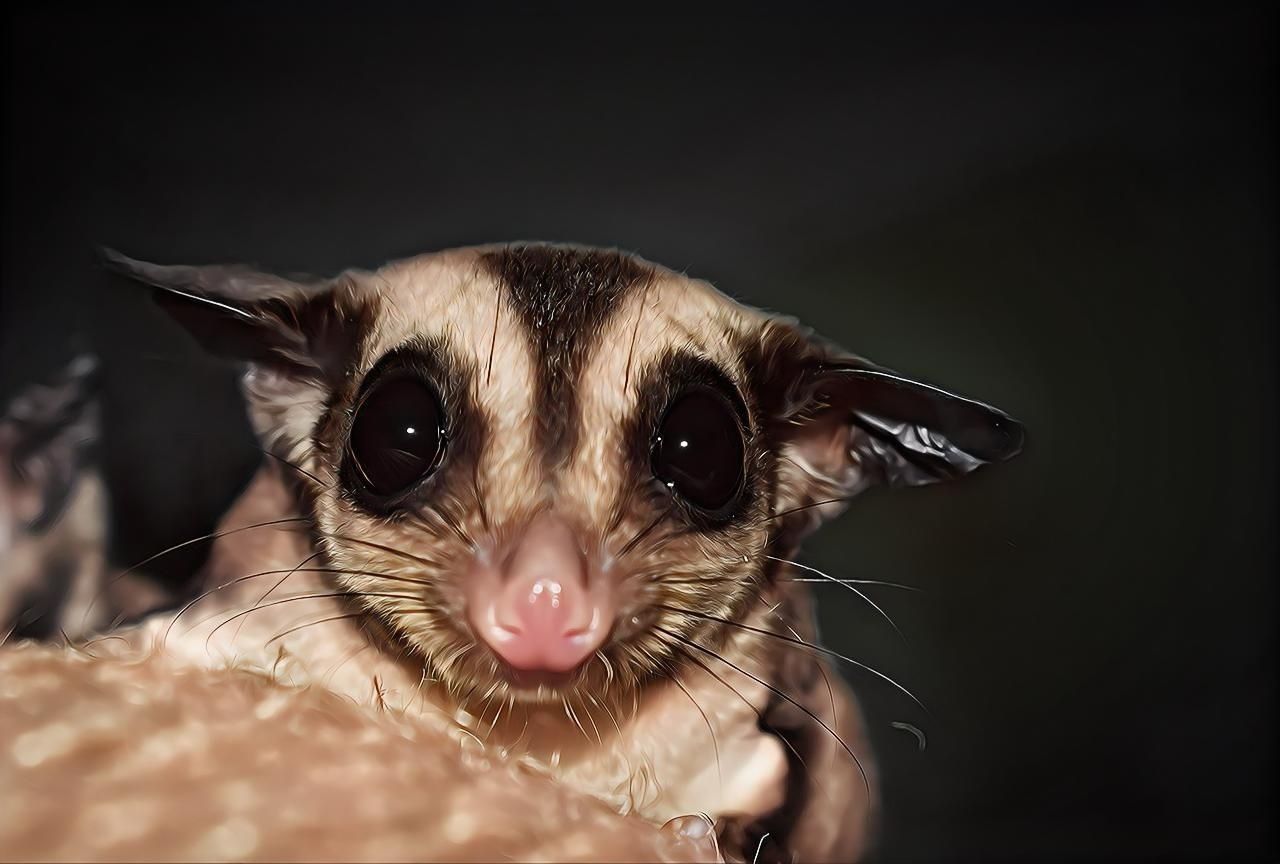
[478,244,654,469]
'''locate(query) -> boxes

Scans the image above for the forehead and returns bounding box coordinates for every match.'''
[357,245,764,429]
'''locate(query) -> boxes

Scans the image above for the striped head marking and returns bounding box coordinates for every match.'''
[106,243,1024,706]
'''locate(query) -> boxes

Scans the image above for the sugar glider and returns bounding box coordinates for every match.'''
[85,244,1024,862]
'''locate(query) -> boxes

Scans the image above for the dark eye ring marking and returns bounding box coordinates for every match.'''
[640,354,752,526]
[339,346,455,515]
[651,384,748,521]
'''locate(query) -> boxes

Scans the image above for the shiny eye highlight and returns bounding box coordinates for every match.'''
[650,384,746,519]
[346,373,446,503]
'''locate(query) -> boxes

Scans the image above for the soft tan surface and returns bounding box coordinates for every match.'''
[0,640,720,863]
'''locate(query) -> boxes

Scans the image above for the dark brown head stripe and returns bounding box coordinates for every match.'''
[479,244,653,466]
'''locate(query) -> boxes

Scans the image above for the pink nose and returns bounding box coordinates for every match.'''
[467,515,613,674]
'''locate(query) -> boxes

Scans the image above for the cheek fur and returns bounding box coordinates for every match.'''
[312,494,482,661]
[605,476,773,678]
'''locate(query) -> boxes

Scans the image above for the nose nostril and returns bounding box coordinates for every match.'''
[560,608,602,640]
[485,604,524,639]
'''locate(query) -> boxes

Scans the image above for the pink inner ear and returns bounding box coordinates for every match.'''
[789,405,860,488]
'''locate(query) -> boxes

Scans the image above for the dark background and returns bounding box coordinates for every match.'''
[2,5,1275,862]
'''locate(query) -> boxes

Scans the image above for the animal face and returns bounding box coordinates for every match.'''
[105,244,1023,710]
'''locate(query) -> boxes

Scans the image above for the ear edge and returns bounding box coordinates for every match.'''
[100,247,377,384]
[100,247,323,371]
[816,365,1027,465]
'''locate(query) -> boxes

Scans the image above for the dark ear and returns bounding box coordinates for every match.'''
[0,354,101,531]
[101,249,370,384]
[762,321,1025,516]
[795,361,1025,488]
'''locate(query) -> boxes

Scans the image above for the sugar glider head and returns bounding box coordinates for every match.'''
[105,244,1023,706]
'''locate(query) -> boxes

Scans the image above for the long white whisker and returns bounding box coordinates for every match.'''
[780,577,920,591]
[766,555,909,642]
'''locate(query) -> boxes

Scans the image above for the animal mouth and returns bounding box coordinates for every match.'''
[499,666,580,691]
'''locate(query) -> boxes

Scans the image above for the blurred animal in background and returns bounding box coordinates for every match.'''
[0,355,166,644]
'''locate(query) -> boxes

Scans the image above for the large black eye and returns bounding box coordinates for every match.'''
[347,374,446,500]
[651,385,746,518]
